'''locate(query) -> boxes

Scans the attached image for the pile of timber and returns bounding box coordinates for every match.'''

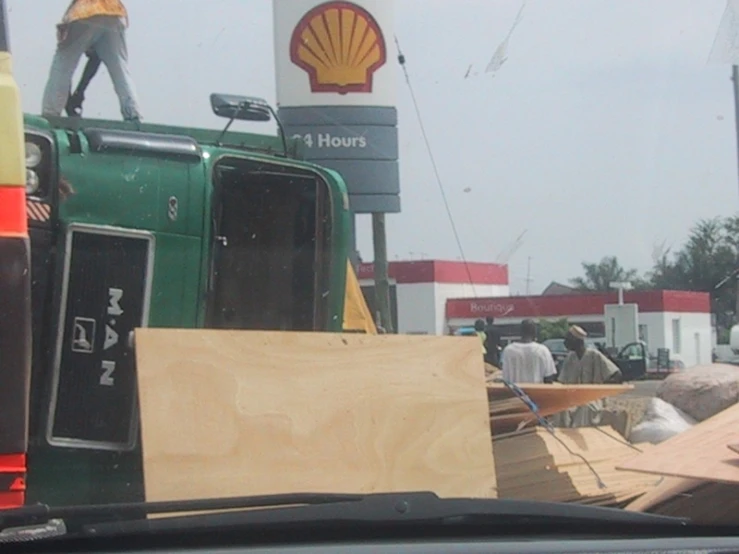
[494,426,661,507]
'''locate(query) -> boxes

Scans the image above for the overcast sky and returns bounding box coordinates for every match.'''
[7,0,737,294]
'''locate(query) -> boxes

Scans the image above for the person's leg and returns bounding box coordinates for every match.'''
[94,17,141,121]
[41,20,102,117]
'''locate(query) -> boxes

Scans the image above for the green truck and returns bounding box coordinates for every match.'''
[22,93,353,508]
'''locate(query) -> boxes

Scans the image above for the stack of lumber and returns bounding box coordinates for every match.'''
[618,400,739,523]
[494,426,662,507]
[487,383,634,435]
[134,329,498,503]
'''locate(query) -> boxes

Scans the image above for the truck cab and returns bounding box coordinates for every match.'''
[22,94,351,507]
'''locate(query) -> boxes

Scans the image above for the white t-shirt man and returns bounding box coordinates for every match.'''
[501,341,557,384]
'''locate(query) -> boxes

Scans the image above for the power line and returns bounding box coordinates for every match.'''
[394,36,478,297]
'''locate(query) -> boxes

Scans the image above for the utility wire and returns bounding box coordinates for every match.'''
[394,36,478,297]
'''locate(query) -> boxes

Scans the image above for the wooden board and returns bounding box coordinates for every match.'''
[624,476,702,513]
[618,402,739,484]
[134,329,497,503]
[728,443,739,455]
[487,383,633,435]
[488,383,634,413]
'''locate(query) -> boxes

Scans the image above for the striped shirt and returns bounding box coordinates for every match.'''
[61,0,128,25]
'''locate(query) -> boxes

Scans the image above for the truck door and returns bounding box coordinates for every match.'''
[615,341,647,382]
[206,158,332,332]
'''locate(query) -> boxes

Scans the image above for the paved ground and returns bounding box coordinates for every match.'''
[621,379,660,399]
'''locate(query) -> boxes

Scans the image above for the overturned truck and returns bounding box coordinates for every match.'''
[20,93,372,508]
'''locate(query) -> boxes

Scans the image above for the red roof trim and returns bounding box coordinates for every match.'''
[445,290,711,319]
[358,260,508,285]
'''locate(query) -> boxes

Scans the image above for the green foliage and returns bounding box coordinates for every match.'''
[570,215,739,333]
[569,256,641,292]
[538,318,570,341]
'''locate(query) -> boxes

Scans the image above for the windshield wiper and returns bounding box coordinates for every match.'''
[54,492,686,538]
[0,493,363,542]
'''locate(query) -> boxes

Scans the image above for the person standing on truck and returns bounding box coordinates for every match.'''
[500,319,557,384]
[41,0,141,122]
[551,325,623,428]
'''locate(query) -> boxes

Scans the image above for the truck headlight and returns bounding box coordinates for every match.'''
[25,142,42,168]
[26,169,40,195]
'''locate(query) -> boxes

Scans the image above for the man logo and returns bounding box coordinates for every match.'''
[71,316,96,354]
[289,1,387,94]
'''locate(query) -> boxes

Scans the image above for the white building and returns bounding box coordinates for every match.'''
[358,260,509,335]
[445,290,713,368]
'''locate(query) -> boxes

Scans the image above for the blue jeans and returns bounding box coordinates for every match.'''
[41,15,141,121]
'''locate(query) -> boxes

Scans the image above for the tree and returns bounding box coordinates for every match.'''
[538,318,569,341]
[649,216,738,329]
[570,256,641,292]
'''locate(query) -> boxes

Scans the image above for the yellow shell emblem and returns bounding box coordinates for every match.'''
[290,1,387,95]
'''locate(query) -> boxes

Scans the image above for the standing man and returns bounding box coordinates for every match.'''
[551,325,623,428]
[500,319,557,384]
[41,0,141,122]
[483,316,501,368]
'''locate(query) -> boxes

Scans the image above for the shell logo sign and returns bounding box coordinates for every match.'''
[289,1,387,95]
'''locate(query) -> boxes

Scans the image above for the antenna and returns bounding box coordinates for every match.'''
[495,229,528,264]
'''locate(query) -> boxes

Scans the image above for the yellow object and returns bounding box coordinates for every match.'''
[342,261,377,334]
[477,331,487,355]
[62,0,128,24]
[0,52,25,189]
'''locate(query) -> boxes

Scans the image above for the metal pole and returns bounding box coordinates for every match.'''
[732,66,739,321]
[372,212,393,333]
[733,65,739,198]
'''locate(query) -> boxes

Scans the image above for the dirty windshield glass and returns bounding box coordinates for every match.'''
[2,0,739,542]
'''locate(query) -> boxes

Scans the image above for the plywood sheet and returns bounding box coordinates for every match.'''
[618,402,739,484]
[626,480,739,525]
[487,383,633,435]
[624,476,701,513]
[135,329,497,503]
[488,383,633,413]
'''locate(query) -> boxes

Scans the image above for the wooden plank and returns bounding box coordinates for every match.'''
[487,383,633,435]
[624,476,702,513]
[618,402,739,484]
[487,383,633,412]
[135,329,497,503]
[728,444,739,455]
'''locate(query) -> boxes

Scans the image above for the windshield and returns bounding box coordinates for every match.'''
[2,0,738,542]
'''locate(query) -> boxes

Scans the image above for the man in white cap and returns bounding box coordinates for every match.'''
[551,324,623,427]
